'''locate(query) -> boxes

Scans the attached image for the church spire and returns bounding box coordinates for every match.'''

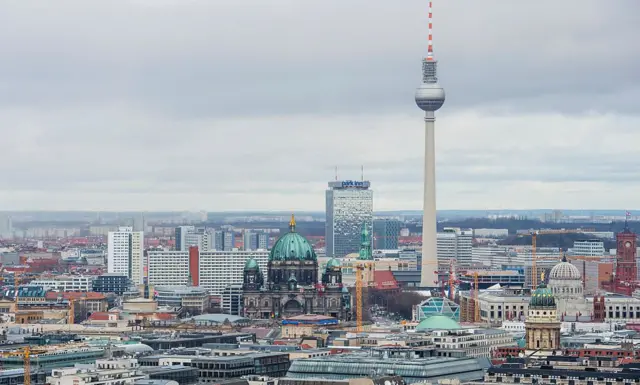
[358,223,372,260]
[289,213,296,232]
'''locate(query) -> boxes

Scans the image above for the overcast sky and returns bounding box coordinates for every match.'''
[1,0,639,212]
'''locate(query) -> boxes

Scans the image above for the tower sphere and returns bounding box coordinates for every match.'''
[415,82,445,112]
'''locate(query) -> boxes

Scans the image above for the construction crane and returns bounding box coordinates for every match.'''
[520,228,594,288]
[474,271,480,322]
[339,260,375,333]
[0,346,47,385]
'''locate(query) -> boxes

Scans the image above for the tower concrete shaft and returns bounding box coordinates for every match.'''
[420,111,437,287]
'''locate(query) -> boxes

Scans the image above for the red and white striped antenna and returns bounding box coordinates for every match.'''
[427,1,434,61]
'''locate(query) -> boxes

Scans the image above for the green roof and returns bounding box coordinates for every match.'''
[269,223,317,262]
[415,315,461,331]
[326,258,341,269]
[244,258,259,271]
[529,283,556,308]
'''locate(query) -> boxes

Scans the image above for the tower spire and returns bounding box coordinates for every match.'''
[427,1,434,61]
[289,213,296,232]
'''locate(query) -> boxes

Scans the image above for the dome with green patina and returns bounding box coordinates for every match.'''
[269,214,317,262]
[529,284,556,308]
[326,258,341,270]
[415,315,461,332]
[244,258,260,271]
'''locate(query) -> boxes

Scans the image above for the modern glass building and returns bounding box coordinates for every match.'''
[413,297,461,321]
[325,180,373,257]
[373,219,402,249]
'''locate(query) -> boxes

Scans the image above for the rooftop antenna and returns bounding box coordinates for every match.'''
[427,0,434,61]
[361,165,364,181]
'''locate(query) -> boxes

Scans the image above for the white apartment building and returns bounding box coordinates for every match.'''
[107,227,144,285]
[29,276,95,292]
[147,249,268,295]
[473,228,509,239]
[47,359,146,385]
[571,240,605,257]
[437,227,473,269]
[471,245,510,268]
[147,250,191,287]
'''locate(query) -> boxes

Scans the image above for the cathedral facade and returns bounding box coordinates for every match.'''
[242,215,349,320]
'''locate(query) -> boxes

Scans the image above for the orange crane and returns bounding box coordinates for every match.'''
[474,271,480,322]
[520,228,594,288]
[0,346,47,385]
[340,260,375,333]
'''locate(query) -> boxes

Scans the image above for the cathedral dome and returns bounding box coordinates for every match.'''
[529,284,556,308]
[326,258,341,270]
[244,258,259,271]
[269,214,317,262]
[549,259,581,280]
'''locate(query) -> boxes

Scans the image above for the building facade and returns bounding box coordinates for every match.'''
[92,274,131,296]
[243,215,346,319]
[325,180,373,257]
[524,284,561,355]
[373,219,401,249]
[175,226,195,252]
[147,249,268,295]
[437,227,473,269]
[30,276,95,292]
[107,227,144,285]
[154,285,208,315]
[571,239,605,257]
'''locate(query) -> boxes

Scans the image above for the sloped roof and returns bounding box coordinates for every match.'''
[45,292,106,300]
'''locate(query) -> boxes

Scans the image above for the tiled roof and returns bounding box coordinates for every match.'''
[45,292,106,300]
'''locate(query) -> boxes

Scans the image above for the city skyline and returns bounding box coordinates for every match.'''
[0,1,638,211]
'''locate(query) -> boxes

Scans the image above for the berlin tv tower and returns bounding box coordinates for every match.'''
[415,1,445,288]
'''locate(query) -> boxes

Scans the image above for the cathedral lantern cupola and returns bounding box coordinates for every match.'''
[322,258,343,287]
[243,258,263,290]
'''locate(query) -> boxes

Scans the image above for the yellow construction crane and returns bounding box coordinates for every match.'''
[0,346,47,385]
[474,271,480,322]
[340,260,375,333]
[520,228,594,288]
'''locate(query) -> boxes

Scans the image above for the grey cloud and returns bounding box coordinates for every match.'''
[0,0,639,210]
[0,0,638,118]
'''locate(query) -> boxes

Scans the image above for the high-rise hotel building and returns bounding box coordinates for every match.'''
[107,226,144,285]
[325,180,373,257]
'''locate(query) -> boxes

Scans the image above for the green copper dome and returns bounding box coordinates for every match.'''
[244,258,259,271]
[415,315,461,331]
[529,284,556,308]
[326,258,341,270]
[269,214,317,262]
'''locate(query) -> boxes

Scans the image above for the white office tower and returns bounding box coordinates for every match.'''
[0,214,12,239]
[571,240,605,257]
[325,180,373,257]
[415,1,446,287]
[437,228,473,269]
[243,231,257,251]
[185,229,213,251]
[132,212,146,232]
[107,226,144,285]
[175,225,196,251]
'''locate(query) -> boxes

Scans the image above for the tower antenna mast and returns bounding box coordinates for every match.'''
[427,1,434,61]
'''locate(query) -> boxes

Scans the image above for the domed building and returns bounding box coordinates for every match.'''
[524,283,561,356]
[243,215,347,320]
[547,255,591,321]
